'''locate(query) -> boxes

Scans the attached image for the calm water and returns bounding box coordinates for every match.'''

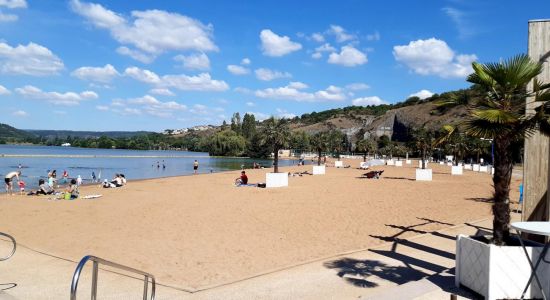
[0,145,302,189]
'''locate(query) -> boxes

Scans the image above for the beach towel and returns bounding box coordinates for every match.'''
[82,194,102,199]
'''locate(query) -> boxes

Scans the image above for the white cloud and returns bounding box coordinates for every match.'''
[162,73,228,91]
[328,45,367,67]
[149,88,175,96]
[443,7,475,39]
[327,25,355,43]
[111,94,186,118]
[0,0,27,9]
[241,58,251,65]
[366,31,381,41]
[255,68,291,81]
[255,83,346,102]
[315,43,336,53]
[0,12,17,22]
[124,66,161,84]
[409,89,434,100]
[346,83,370,91]
[15,85,98,106]
[12,110,27,117]
[124,66,228,91]
[275,108,296,119]
[72,64,119,83]
[0,42,64,76]
[393,38,477,78]
[71,0,217,62]
[116,46,154,63]
[311,32,325,42]
[246,101,255,107]
[288,81,308,89]
[352,96,388,106]
[0,84,10,95]
[96,105,109,111]
[260,29,302,57]
[227,64,250,75]
[234,87,252,94]
[311,52,322,59]
[246,111,270,121]
[174,53,210,70]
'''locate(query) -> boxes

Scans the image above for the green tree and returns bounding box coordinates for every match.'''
[355,138,377,161]
[230,112,242,134]
[377,135,390,149]
[434,125,469,165]
[290,131,310,152]
[327,129,345,160]
[260,117,291,173]
[207,130,247,156]
[467,138,491,164]
[246,132,271,158]
[310,132,329,165]
[464,54,550,244]
[412,126,434,169]
[241,113,257,139]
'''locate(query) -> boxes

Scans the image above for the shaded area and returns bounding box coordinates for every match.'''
[383,176,415,181]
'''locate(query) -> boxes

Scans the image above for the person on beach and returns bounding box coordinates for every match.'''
[120,174,127,185]
[193,160,199,174]
[18,180,26,195]
[91,171,97,183]
[48,175,56,189]
[66,179,79,199]
[34,179,54,195]
[235,171,248,186]
[111,174,123,187]
[4,170,21,195]
[62,170,69,184]
[76,175,82,186]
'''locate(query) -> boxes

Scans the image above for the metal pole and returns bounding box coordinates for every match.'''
[91,261,98,300]
[143,276,149,300]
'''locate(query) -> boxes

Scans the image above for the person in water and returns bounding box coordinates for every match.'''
[193,160,199,174]
[4,170,21,195]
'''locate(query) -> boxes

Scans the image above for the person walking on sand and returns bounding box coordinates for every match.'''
[193,160,199,174]
[4,170,21,195]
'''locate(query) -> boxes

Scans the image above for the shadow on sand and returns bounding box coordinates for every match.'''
[324,217,480,298]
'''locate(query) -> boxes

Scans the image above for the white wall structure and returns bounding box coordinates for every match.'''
[334,161,343,168]
[266,172,288,188]
[451,166,463,175]
[415,169,432,181]
[312,165,326,175]
[395,160,403,167]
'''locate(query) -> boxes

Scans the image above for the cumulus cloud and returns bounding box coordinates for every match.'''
[366,31,381,41]
[255,68,291,81]
[149,88,175,96]
[255,83,346,102]
[71,0,217,62]
[0,12,17,22]
[241,58,251,65]
[174,53,210,70]
[327,25,355,43]
[0,0,26,9]
[0,42,64,76]
[352,96,388,106]
[393,38,477,78]
[346,83,370,91]
[12,110,27,117]
[328,45,367,67]
[260,29,302,57]
[71,64,119,83]
[227,64,250,75]
[15,85,98,106]
[116,46,154,63]
[311,52,322,59]
[124,66,229,91]
[409,89,434,100]
[310,32,325,42]
[109,94,186,118]
[0,84,10,95]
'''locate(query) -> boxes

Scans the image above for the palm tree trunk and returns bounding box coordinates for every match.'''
[363,153,367,162]
[421,148,426,169]
[274,150,279,173]
[317,149,322,166]
[492,135,513,245]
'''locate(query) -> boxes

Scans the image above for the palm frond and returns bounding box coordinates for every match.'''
[471,109,520,124]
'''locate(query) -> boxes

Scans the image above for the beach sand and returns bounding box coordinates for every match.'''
[0,159,513,289]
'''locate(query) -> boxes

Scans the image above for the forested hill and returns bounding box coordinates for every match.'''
[26,129,154,139]
[0,123,35,141]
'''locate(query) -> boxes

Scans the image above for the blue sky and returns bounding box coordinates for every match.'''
[0,0,548,131]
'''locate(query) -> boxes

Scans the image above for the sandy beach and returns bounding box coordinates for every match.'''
[0,159,513,290]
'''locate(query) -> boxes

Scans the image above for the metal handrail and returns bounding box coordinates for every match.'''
[70,255,156,300]
[0,232,16,261]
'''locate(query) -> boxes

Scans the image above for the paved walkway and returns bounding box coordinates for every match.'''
[0,215,513,299]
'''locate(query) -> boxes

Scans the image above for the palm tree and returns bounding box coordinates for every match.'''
[328,130,345,160]
[465,54,550,245]
[310,132,329,166]
[467,138,491,164]
[260,117,291,173]
[412,126,434,169]
[355,138,377,161]
[434,125,469,165]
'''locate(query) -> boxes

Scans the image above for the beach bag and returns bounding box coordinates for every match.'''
[64,192,71,200]
[257,183,266,188]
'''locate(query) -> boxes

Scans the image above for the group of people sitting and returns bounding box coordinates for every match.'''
[102,173,127,188]
[27,178,79,199]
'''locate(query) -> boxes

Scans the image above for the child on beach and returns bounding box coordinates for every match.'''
[18,180,25,195]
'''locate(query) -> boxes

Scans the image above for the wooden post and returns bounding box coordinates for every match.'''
[524,20,550,223]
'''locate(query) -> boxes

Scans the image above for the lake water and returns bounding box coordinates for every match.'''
[0,145,302,189]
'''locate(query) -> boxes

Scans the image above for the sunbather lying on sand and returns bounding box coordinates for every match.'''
[288,171,312,177]
[362,170,384,179]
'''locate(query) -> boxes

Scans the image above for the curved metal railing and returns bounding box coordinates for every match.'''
[70,255,155,300]
[0,232,16,261]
